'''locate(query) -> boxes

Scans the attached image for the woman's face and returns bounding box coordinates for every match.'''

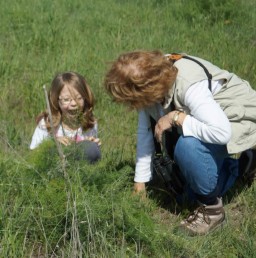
[58,84,84,113]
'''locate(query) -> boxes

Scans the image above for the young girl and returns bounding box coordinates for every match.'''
[30,71,101,163]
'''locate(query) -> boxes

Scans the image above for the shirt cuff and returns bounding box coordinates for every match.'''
[134,156,152,182]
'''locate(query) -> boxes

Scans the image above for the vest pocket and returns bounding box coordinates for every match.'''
[223,104,245,121]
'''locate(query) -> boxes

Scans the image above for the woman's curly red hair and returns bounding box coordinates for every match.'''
[104,50,178,109]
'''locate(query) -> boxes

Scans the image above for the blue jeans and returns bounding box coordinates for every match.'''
[73,141,101,163]
[174,135,239,204]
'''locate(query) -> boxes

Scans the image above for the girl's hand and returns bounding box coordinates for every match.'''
[57,136,73,146]
[87,136,102,146]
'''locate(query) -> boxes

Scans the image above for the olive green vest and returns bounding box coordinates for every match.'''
[161,55,256,154]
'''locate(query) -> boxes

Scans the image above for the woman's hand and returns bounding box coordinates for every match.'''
[155,111,186,142]
[133,182,147,199]
[155,113,173,142]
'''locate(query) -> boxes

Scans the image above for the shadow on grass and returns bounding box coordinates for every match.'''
[145,172,255,217]
[224,176,254,204]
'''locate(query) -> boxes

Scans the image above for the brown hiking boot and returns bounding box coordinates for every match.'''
[239,149,256,184]
[180,198,225,236]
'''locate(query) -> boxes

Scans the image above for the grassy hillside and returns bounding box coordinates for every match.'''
[0,0,255,257]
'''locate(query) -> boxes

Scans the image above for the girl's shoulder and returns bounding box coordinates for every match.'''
[37,117,48,130]
[93,122,98,130]
[80,122,98,137]
[86,122,98,132]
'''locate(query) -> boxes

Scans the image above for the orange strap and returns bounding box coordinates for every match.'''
[168,53,184,62]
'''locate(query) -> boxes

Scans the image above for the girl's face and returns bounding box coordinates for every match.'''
[58,84,84,113]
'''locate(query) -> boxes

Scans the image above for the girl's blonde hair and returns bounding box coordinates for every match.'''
[37,71,95,131]
[104,50,178,109]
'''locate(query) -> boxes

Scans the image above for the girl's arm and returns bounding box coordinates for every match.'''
[30,119,50,149]
[87,123,101,145]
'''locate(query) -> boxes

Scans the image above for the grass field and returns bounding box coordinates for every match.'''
[0,0,256,257]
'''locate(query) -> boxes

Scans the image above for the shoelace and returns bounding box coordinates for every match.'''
[186,206,211,225]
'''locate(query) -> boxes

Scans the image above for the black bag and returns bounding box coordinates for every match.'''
[152,153,184,196]
[150,116,184,197]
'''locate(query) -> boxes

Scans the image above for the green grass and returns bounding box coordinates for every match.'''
[0,0,256,256]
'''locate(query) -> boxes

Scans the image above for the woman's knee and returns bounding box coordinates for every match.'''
[174,136,201,164]
[173,136,219,196]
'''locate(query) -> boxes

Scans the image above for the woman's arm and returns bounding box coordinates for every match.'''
[182,80,231,144]
[134,110,155,184]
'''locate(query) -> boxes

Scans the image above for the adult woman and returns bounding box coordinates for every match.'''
[104,50,256,235]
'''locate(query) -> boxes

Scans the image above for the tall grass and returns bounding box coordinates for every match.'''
[0,0,256,256]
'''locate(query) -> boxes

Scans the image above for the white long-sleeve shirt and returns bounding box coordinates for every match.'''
[134,79,232,183]
[30,119,98,150]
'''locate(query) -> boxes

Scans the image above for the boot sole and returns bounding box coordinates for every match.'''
[179,217,226,237]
